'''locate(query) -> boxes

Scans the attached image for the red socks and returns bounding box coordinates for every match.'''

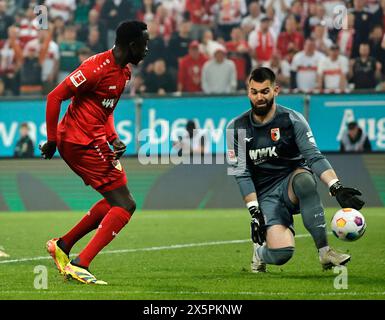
[75,206,131,268]
[60,199,111,254]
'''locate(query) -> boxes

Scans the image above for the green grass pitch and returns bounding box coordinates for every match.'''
[0,208,384,300]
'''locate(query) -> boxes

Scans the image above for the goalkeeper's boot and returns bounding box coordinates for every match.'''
[319,247,351,270]
[251,243,267,273]
[46,238,70,275]
[64,261,107,285]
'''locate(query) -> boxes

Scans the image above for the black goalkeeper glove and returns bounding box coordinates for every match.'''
[329,181,365,210]
[39,141,57,159]
[112,138,126,159]
[248,205,266,245]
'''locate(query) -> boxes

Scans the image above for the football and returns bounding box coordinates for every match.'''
[331,208,366,241]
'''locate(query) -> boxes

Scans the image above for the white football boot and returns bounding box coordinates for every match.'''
[251,243,267,273]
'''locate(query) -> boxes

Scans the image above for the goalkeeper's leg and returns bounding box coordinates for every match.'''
[254,225,295,267]
[290,170,350,269]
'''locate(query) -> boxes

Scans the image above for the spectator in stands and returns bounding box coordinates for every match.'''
[18,5,39,48]
[226,27,251,89]
[86,26,105,54]
[241,1,263,36]
[167,20,191,74]
[0,26,23,96]
[265,4,281,39]
[369,24,385,75]
[317,44,349,92]
[23,29,60,95]
[13,122,34,158]
[143,58,175,95]
[201,46,237,94]
[337,12,355,58]
[177,40,208,93]
[311,21,333,55]
[78,46,93,64]
[216,0,248,41]
[349,42,382,90]
[291,38,325,92]
[0,0,14,40]
[266,52,290,89]
[199,29,221,58]
[340,121,372,153]
[185,0,216,40]
[304,3,324,39]
[74,0,92,25]
[154,4,175,42]
[263,0,292,27]
[350,0,374,58]
[77,9,107,50]
[137,0,157,23]
[51,16,66,43]
[45,0,76,23]
[142,21,166,75]
[248,17,276,67]
[58,25,85,82]
[100,0,134,48]
[277,14,304,60]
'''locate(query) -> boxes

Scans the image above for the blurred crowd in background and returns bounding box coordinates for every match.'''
[1,0,385,97]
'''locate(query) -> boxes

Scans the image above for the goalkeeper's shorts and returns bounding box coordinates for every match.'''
[258,170,313,235]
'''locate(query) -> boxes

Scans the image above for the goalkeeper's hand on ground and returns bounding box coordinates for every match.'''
[329,181,365,210]
[39,141,57,159]
[112,138,126,159]
[248,205,266,245]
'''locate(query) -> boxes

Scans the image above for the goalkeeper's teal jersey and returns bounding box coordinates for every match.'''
[226,104,332,197]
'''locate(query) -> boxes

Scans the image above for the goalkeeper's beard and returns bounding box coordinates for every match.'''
[250,96,274,116]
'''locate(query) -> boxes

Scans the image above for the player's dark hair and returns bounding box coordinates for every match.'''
[249,67,276,84]
[115,20,147,47]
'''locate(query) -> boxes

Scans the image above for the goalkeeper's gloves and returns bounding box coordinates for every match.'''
[247,201,266,245]
[39,141,57,159]
[329,180,365,210]
[112,138,126,159]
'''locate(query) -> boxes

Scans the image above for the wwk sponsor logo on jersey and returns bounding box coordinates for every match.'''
[249,146,278,163]
[70,70,87,87]
[102,98,115,108]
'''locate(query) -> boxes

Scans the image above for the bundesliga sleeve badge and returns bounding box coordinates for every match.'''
[70,70,87,87]
[271,128,280,141]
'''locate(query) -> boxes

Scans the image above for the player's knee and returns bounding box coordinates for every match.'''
[293,172,317,199]
[266,246,294,265]
[120,198,136,214]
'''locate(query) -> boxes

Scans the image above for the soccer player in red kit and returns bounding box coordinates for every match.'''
[40,21,149,285]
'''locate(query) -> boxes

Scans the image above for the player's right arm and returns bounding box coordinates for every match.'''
[40,81,74,159]
[41,62,100,159]
[226,120,266,244]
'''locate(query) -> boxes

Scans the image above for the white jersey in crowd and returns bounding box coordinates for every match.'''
[45,0,76,22]
[317,55,349,90]
[291,50,325,92]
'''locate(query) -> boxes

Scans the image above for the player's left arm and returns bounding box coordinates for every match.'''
[105,113,126,159]
[292,112,365,210]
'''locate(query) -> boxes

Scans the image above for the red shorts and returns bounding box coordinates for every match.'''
[57,139,127,194]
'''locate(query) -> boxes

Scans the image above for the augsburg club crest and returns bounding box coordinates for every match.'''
[271,128,280,141]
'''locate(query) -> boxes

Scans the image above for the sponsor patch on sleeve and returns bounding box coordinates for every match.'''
[69,70,87,87]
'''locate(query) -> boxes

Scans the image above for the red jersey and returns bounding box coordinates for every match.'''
[47,49,131,145]
[178,54,208,92]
